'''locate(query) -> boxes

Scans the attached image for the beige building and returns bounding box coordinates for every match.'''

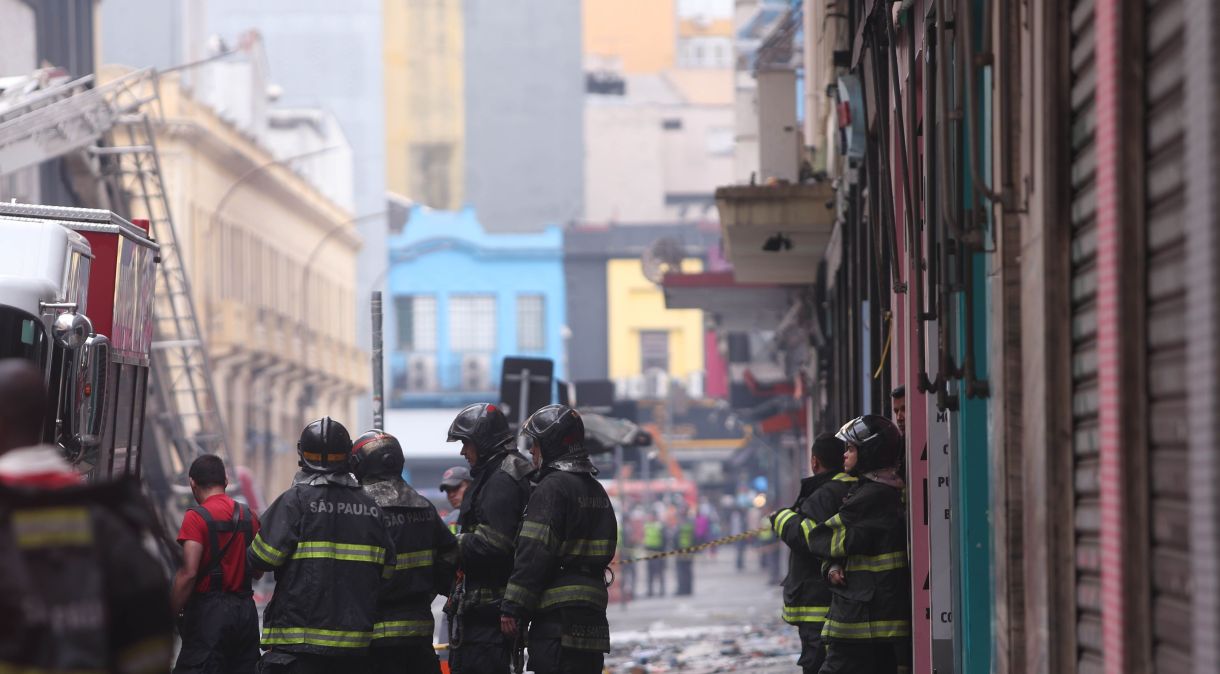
[383,0,466,210]
[119,67,368,500]
[584,0,677,74]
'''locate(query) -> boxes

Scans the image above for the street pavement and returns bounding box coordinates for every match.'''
[605,547,802,673]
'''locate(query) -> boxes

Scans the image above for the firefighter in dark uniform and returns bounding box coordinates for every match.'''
[172,454,260,674]
[351,430,458,674]
[794,415,910,674]
[248,417,396,673]
[446,403,533,674]
[0,358,173,674]
[501,404,618,674]
[769,432,856,673]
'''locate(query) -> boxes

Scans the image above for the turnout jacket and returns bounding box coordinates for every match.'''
[502,464,617,652]
[363,477,458,645]
[249,471,396,655]
[773,471,856,626]
[457,448,533,612]
[0,477,173,674]
[802,473,910,642]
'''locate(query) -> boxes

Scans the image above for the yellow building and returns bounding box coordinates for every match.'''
[135,69,368,499]
[384,0,466,210]
[607,258,705,383]
[584,0,677,74]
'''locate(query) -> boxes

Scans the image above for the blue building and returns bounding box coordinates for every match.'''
[387,206,565,408]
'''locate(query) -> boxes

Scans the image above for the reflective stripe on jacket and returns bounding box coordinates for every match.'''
[457,450,533,611]
[249,471,396,655]
[774,472,855,625]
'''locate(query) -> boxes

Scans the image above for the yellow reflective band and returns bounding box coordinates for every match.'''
[560,538,614,557]
[773,509,797,536]
[822,618,911,640]
[801,518,817,546]
[291,541,386,564]
[539,584,608,609]
[518,521,557,550]
[782,605,829,624]
[394,549,435,570]
[251,534,287,566]
[504,581,539,608]
[824,514,846,557]
[472,524,515,552]
[561,634,611,651]
[832,473,858,482]
[12,507,93,548]
[372,620,433,639]
[262,626,373,648]
[844,551,908,572]
[0,664,106,674]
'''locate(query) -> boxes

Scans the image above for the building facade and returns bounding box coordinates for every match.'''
[583,0,677,74]
[383,0,465,210]
[145,67,366,503]
[386,206,565,409]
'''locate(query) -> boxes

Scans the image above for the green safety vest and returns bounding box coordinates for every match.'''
[644,522,663,550]
[678,523,694,548]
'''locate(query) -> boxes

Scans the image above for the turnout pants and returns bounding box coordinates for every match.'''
[646,557,666,597]
[675,557,694,596]
[526,617,605,674]
[256,651,368,673]
[173,592,259,674]
[369,640,441,674]
[796,623,827,674]
[819,640,898,674]
[450,613,511,674]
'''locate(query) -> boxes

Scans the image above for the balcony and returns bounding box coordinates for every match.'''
[715,181,836,285]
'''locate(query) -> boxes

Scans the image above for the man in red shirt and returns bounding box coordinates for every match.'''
[172,453,260,674]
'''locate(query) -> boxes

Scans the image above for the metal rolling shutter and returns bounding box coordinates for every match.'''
[1068,1,1105,672]
[1144,0,1191,671]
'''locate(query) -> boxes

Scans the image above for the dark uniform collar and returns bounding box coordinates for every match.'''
[362,477,432,508]
[292,470,360,487]
[798,471,836,499]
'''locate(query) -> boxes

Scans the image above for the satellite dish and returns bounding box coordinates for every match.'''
[641,237,686,284]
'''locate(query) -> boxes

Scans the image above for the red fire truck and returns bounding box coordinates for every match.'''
[0,202,158,479]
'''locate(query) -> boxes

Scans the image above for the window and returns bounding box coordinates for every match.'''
[449,295,496,351]
[516,295,545,351]
[662,118,684,131]
[395,295,437,351]
[640,330,669,372]
[409,143,454,208]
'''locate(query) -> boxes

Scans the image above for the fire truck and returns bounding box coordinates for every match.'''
[0,202,158,479]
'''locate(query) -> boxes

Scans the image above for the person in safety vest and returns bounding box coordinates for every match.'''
[501,404,617,674]
[769,432,855,674]
[804,415,910,674]
[643,513,666,597]
[445,403,533,674]
[674,507,696,596]
[439,465,472,534]
[248,417,396,673]
[0,359,173,674]
[172,453,260,673]
[351,430,457,674]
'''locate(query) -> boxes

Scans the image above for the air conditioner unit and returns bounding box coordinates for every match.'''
[460,353,492,391]
[643,368,670,399]
[406,353,437,391]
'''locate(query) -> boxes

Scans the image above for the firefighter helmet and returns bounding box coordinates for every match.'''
[298,417,352,473]
[350,430,405,481]
[446,403,513,453]
[521,404,586,465]
[836,414,902,474]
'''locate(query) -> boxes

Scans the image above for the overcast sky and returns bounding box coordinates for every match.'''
[678,0,733,19]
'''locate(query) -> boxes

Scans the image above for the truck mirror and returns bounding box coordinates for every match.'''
[65,334,111,455]
[52,312,92,350]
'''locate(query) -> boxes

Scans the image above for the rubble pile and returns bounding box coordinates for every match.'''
[606,620,800,673]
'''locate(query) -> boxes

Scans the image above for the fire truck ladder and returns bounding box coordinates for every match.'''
[89,71,233,473]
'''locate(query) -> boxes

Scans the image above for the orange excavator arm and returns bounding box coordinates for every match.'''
[640,423,685,481]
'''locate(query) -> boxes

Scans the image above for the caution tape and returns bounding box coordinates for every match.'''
[614,525,775,565]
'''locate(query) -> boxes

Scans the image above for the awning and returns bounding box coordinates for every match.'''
[715,182,837,284]
[661,271,792,330]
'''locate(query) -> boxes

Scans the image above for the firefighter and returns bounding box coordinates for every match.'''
[501,404,617,674]
[643,513,666,596]
[769,432,856,674]
[351,430,457,674]
[439,465,472,534]
[248,417,396,673]
[674,507,695,596]
[446,403,533,674]
[807,415,910,674]
[171,454,260,674]
[0,358,173,673]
